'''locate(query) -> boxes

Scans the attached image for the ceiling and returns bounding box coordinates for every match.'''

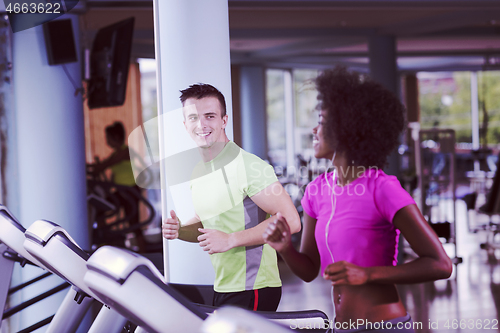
[81,0,500,72]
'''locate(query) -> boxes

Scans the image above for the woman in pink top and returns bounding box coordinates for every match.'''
[264,67,452,332]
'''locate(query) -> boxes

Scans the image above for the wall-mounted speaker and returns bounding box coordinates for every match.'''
[43,19,78,66]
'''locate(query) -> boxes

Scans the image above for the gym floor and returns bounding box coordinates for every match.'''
[277,200,500,333]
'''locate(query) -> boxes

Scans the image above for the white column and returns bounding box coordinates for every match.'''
[153,0,232,284]
[11,14,88,329]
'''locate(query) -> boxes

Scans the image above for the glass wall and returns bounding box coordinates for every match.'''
[266,67,330,184]
[418,72,472,143]
[418,71,500,184]
[478,71,500,149]
[293,69,319,163]
[138,58,159,158]
[267,68,500,187]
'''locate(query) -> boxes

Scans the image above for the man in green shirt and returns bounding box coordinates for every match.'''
[162,83,301,311]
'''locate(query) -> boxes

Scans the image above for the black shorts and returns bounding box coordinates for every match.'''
[213,287,282,311]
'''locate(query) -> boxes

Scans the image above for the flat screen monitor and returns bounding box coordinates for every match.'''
[87,17,135,109]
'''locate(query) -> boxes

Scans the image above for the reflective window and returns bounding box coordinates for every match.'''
[266,69,287,169]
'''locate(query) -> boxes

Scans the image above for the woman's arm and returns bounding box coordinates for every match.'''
[264,212,321,282]
[323,204,453,285]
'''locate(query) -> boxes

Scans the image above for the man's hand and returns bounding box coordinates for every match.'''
[323,261,369,286]
[162,210,180,240]
[197,229,233,254]
[263,212,293,254]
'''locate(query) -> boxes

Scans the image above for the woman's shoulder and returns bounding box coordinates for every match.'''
[355,168,406,196]
[361,168,397,185]
[365,168,413,204]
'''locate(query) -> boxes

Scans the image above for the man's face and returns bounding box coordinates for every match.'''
[183,96,228,149]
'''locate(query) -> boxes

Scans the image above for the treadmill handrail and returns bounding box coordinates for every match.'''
[24,220,82,250]
[86,246,164,284]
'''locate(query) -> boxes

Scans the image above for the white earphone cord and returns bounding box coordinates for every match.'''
[324,152,337,321]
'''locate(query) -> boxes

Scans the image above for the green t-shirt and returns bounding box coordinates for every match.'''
[109,145,136,187]
[190,142,281,292]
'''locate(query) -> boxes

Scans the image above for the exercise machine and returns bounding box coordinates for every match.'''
[3,206,328,332]
[87,177,157,252]
[417,129,462,264]
[84,246,207,333]
[84,246,330,333]
[23,219,132,333]
[201,306,293,333]
[0,206,88,333]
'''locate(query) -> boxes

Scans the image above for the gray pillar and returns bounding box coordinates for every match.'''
[11,14,88,329]
[240,66,268,160]
[368,34,400,177]
[231,65,242,147]
[368,35,398,96]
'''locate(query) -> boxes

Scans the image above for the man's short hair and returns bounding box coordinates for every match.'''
[179,83,227,117]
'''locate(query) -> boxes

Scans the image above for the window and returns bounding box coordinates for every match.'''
[138,58,159,158]
[418,71,472,143]
[293,69,319,162]
[266,68,330,183]
[478,71,500,150]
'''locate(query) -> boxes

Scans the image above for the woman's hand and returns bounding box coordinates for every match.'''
[323,261,370,286]
[263,212,293,253]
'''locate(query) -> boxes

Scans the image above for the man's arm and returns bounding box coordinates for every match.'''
[162,210,203,243]
[197,181,301,254]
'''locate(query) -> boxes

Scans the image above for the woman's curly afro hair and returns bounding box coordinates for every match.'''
[315,66,406,169]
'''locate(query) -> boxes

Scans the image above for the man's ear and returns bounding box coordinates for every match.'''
[221,114,228,129]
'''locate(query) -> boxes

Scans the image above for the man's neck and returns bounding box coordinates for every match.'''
[199,137,230,162]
